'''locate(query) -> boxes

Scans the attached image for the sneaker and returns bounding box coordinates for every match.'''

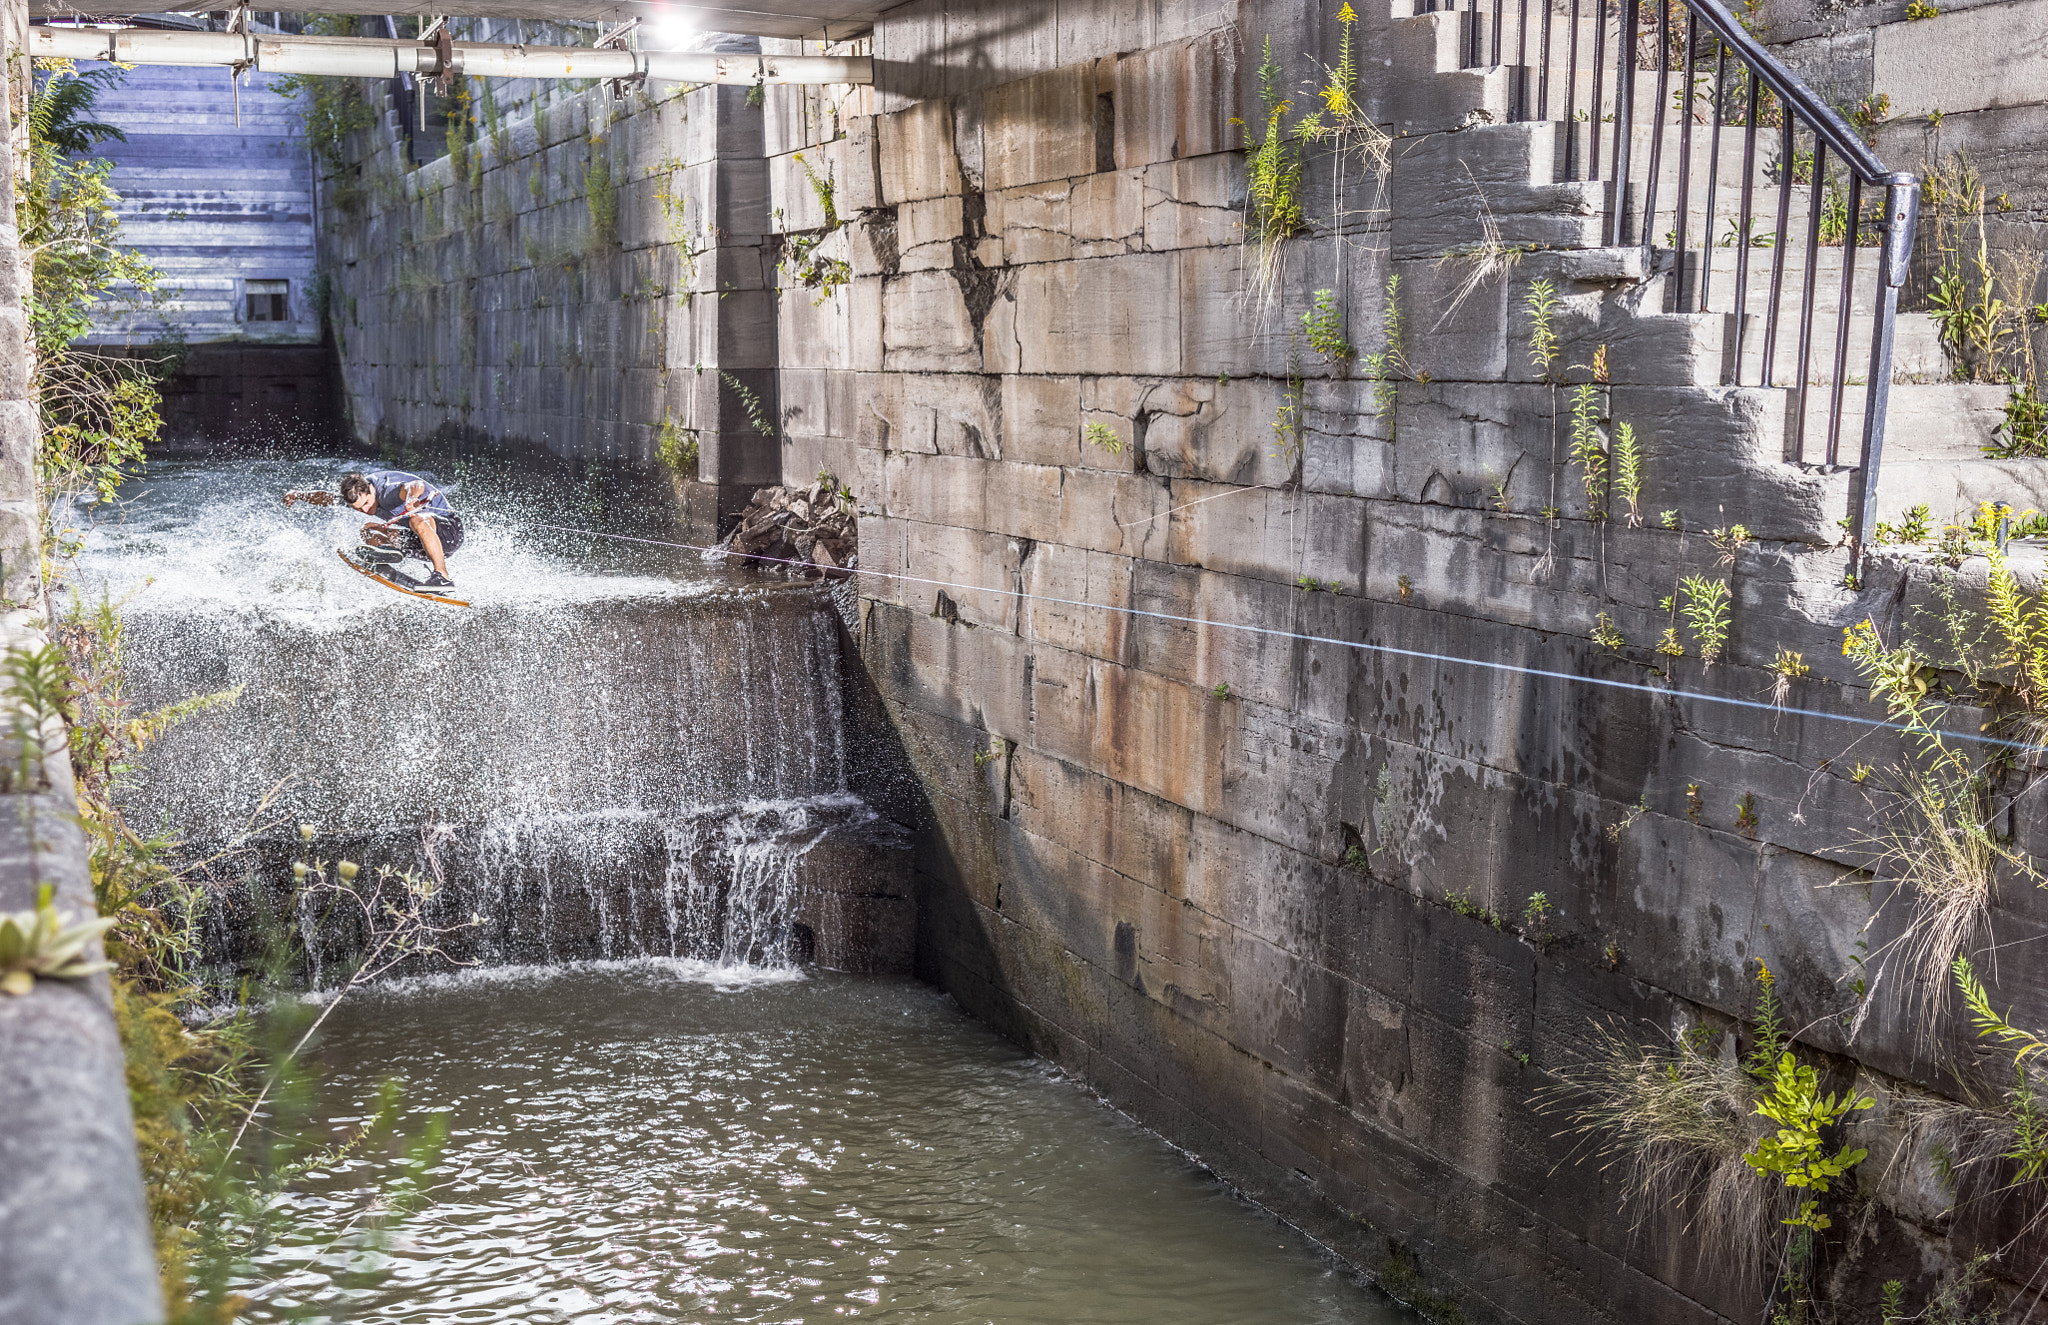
[356,544,403,566]
[419,570,456,590]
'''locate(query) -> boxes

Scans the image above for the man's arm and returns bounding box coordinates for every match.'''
[282,490,335,507]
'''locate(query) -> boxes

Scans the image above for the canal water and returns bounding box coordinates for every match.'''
[84,455,1411,1324]
[249,961,1407,1324]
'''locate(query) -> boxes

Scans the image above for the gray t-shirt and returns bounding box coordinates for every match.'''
[363,469,457,522]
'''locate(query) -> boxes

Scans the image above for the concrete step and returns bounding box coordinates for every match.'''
[1796,385,2017,518]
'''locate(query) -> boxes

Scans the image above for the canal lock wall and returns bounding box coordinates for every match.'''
[298,1,2048,1323]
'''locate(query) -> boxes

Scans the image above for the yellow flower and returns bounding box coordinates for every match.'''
[1338,2,1358,21]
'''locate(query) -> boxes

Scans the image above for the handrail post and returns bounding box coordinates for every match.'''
[1848,172,1919,575]
[1610,0,1641,244]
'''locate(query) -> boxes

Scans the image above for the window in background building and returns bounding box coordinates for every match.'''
[246,279,290,322]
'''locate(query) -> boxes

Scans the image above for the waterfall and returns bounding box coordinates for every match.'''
[81,458,912,983]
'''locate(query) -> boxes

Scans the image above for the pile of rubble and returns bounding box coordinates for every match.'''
[720,475,858,578]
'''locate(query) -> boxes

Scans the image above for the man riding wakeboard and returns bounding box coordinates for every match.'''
[284,468,465,589]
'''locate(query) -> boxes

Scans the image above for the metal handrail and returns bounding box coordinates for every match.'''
[1449,0,1921,566]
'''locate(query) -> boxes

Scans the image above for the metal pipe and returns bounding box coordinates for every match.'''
[1826,172,1863,466]
[27,25,873,85]
[1699,40,1725,313]
[1847,173,1919,571]
[1790,138,1828,461]
[1729,74,1759,384]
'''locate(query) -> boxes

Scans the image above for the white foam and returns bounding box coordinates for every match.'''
[70,457,727,627]
[301,954,808,1006]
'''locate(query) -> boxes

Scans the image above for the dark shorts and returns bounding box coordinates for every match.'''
[393,514,464,558]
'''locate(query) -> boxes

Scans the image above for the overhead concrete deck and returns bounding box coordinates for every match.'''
[26,0,883,40]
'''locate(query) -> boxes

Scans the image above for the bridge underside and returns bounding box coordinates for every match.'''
[26,0,881,40]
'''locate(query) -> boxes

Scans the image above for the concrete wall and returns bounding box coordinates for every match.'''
[0,5,166,1321]
[769,4,2048,1323]
[319,3,2048,1322]
[315,23,818,533]
[1760,0,2048,344]
[85,60,321,347]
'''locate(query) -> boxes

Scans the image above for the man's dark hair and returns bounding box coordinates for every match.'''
[339,473,373,504]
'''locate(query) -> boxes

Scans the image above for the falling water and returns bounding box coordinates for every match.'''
[78,456,910,982]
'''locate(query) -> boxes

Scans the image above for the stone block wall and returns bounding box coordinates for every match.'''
[1760,0,2048,340]
[0,5,164,1320]
[762,4,2048,1324]
[317,3,2048,1323]
[316,28,809,533]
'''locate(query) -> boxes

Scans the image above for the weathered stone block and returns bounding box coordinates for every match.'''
[1019,541,1135,661]
[1873,0,2048,117]
[1139,153,1244,251]
[897,195,967,271]
[986,180,1076,265]
[1056,467,1172,559]
[880,450,987,527]
[879,99,963,204]
[1000,374,1083,466]
[1113,31,1240,170]
[881,270,982,372]
[982,460,1065,542]
[983,252,1178,376]
[1165,482,1369,589]
[984,62,1103,190]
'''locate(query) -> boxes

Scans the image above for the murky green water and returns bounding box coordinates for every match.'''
[250,961,1409,1324]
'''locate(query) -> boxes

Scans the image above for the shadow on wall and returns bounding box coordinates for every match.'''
[870,0,1059,102]
[148,343,349,456]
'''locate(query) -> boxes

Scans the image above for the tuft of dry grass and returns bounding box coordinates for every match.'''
[1544,1022,1779,1280]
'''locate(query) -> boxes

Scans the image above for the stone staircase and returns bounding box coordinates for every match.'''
[1378,0,2039,535]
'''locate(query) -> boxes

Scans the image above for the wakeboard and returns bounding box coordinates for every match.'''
[336,548,471,607]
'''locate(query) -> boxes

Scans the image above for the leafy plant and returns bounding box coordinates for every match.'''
[0,882,115,995]
[1742,1053,1874,1230]
[1567,348,1611,513]
[3,642,76,790]
[1361,274,1414,414]
[1084,420,1125,455]
[1924,156,2016,382]
[792,150,840,229]
[270,18,379,170]
[657,417,700,476]
[1604,795,1647,841]
[719,370,776,437]
[1906,0,1938,16]
[1296,575,1341,593]
[1657,627,1685,657]
[1708,524,1753,566]
[1612,422,1643,526]
[1593,612,1625,651]
[1526,279,1563,381]
[1302,288,1355,362]
[1680,575,1732,666]
[781,230,852,303]
[1270,344,1305,463]
[1988,381,2048,458]
[1547,1018,1769,1270]
[1243,36,1304,245]
[1838,606,2041,1013]
[584,145,619,250]
[24,69,170,520]
[1770,646,1810,708]
[1736,790,1760,837]
[1211,681,1231,700]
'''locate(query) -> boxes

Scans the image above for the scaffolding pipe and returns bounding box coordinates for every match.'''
[26,25,871,84]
